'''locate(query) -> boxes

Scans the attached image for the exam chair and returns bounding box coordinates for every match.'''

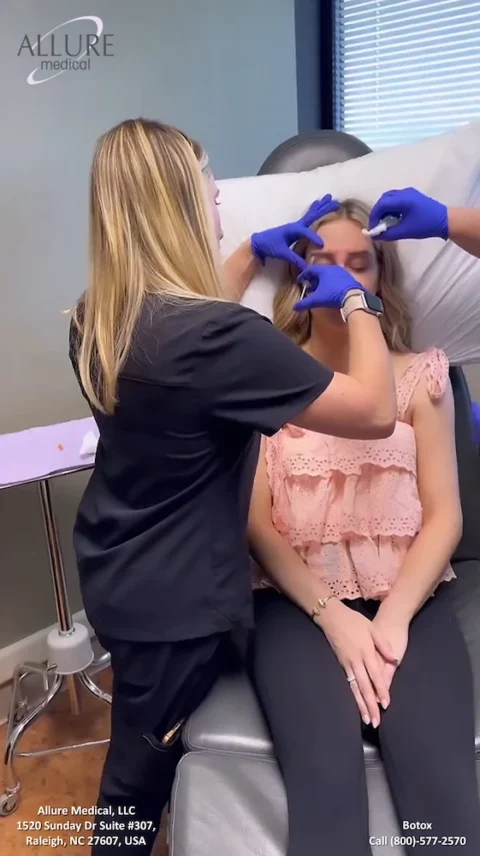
[169,133,480,856]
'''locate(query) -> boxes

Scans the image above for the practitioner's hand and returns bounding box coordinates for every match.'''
[316,599,398,727]
[251,195,340,270]
[372,606,409,692]
[294,264,365,311]
[369,187,448,241]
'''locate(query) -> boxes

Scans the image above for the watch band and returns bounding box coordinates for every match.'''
[341,290,383,323]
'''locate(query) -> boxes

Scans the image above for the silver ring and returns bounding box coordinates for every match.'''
[346,676,357,684]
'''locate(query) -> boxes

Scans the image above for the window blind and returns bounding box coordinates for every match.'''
[334,0,480,149]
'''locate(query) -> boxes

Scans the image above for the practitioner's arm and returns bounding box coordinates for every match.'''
[447,207,480,259]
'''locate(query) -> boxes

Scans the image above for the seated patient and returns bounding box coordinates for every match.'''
[248,199,480,856]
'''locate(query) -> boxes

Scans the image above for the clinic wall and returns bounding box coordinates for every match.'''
[0,0,298,651]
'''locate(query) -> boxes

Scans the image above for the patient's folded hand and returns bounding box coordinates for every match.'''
[251,194,340,269]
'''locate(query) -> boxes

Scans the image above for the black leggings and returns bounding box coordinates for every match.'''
[251,586,480,855]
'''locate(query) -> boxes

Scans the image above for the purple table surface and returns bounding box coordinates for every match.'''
[0,417,98,489]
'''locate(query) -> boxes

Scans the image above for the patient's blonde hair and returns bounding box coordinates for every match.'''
[274,198,411,351]
[72,118,224,415]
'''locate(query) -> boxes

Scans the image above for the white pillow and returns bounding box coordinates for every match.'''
[218,121,480,365]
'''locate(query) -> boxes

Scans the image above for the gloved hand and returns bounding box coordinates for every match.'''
[472,401,480,444]
[368,187,448,241]
[251,194,340,269]
[294,264,366,311]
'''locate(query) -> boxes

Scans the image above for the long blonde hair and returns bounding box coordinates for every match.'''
[73,118,225,414]
[274,198,411,352]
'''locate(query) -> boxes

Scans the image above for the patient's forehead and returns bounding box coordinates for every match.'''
[307,217,372,258]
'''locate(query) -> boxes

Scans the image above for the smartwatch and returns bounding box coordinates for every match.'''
[341,288,384,323]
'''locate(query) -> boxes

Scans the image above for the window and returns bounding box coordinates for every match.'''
[334,0,480,149]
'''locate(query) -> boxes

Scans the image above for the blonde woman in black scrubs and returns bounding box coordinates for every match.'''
[69,117,398,854]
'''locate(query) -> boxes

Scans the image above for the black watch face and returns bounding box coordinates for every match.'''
[365,292,383,313]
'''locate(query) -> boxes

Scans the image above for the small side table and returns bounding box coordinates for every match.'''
[0,418,111,816]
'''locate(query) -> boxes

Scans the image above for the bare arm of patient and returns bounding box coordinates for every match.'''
[373,375,462,685]
[248,439,397,727]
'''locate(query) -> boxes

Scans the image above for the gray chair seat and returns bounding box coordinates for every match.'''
[170,749,439,856]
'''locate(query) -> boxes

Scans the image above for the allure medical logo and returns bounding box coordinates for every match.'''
[17,16,113,85]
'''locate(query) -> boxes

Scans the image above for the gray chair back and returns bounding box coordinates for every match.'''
[257,130,480,564]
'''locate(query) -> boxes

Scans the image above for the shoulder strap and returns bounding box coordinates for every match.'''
[397,349,449,419]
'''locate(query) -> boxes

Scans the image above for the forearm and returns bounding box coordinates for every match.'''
[249,524,331,615]
[223,240,259,301]
[346,310,397,429]
[378,514,462,623]
[448,207,480,259]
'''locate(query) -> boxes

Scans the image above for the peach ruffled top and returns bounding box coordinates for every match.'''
[261,348,455,601]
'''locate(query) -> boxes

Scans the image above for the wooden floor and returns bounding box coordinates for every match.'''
[0,669,167,855]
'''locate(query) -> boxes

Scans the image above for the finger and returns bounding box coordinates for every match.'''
[383,662,397,692]
[287,251,308,271]
[301,195,332,220]
[365,652,390,711]
[301,196,340,226]
[295,227,324,247]
[275,248,307,268]
[296,266,318,284]
[349,680,371,725]
[371,627,399,665]
[293,296,315,312]
[368,201,388,230]
[369,191,403,229]
[352,661,381,726]
[370,224,403,242]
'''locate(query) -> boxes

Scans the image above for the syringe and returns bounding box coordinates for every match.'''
[362,215,401,238]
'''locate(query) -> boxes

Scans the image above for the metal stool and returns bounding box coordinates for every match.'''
[1,468,111,816]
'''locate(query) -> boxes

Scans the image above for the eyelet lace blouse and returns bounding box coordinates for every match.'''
[260,348,455,601]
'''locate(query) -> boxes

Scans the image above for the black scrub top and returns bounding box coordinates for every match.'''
[69,298,332,642]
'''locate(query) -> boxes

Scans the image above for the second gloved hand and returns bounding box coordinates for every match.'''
[368,187,448,241]
[251,194,340,269]
[294,264,365,311]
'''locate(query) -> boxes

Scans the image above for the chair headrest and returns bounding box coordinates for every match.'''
[258,129,371,175]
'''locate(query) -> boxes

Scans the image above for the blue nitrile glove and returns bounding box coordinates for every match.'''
[251,194,340,270]
[472,401,480,444]
[294,264,366,311]
[369,187,448,241]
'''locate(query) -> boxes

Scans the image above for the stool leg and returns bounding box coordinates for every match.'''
[38,479,72,633]
[66,674,81,715]
[77,669,112,705]
[0,667,63,816]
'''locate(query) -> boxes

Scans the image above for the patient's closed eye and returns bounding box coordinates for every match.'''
[348,251,373,271]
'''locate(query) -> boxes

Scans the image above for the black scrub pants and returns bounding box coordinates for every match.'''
[251,586,480,856]
[92,629,243,856]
